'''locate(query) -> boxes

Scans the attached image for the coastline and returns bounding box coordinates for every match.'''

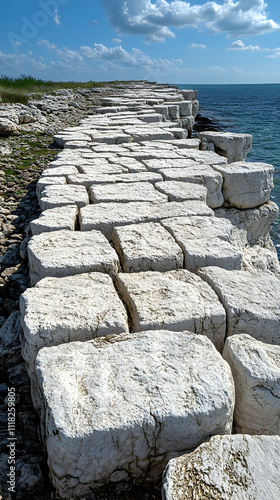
[0,81,280,500]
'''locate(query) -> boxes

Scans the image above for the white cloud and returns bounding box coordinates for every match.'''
[38,39,57,50]
[113,38,122,44]
[188,43,207,49]
[227,40,260,51]
[53,9,61,26]
[267,48,280,58]
[102,0,280,41]
[90,20,99,25]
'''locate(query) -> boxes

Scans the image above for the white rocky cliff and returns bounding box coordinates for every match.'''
[14,81,280,498]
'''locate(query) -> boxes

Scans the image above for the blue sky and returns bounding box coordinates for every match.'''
[0,0,280,83]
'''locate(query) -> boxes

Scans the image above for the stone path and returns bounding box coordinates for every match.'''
[10,81,280,497]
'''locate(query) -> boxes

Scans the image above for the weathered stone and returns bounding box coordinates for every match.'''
[116,269,226,351]
[40,165,78,177]
[155,164,224,208]
[123,126,174,142]
[162,435,280,500]
[0,312,22,367]
[29,206,78,236]
[155,181,207,202]
[36,176,66,196]
[89,182,168,204]
[223,334,280,435]
[0,117,19,135]
[21,272,129,408]
[79,163,128,175]
[215,201,279,246]
[27,230,119,285]
[35,331,234,497]
[67,172,162,187]
[39,185,89,210]
[214,161,274,209]
[161,216,243,271]
[198,266,280,345]
[178,101,192,116]
[199,131,252,163]
[180,89,196,100]
[80,201,213,238]
[112,223,183,272]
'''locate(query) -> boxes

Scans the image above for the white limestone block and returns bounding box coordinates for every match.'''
[167,105,180,120]
[67,172,162,187]
[116,270,226,351]
[198,266,280,345]
[162,215,235,241]
[178,101,192,116]
[161,215,242,271]
[89,182,168,204]
[79,164,128,175]
[155,181,207,202]
[223,334,280,435]
[179,149,227,165]
[20,273,129,407]
[29,206,78,236]
[40,166,78,177]
[199,131,252,163]
[170,128,188,139]
[162,435,280,500]
[123,127,174,142]
[215,201,279,246]
[213,161,274,209]
[180,89,196,100]
[153,105,170,119]
[36,331,234,496]
[109,158,147,173]
[139,113,163,123]
[112,223,183,272]
[164,138,200,149]
[27,230,119,285]
[39,185,89,210]
[36,176,66,197]
[155,165,224,208]
[80,201,213,238]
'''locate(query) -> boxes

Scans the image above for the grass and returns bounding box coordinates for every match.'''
[0,75,128,104]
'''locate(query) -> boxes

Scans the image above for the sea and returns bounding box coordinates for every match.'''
[176,83,280,258]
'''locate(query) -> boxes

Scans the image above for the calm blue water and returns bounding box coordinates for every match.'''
[177,83,280,257]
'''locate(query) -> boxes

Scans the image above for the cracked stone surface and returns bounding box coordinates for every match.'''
[67,171,162,187]
[39,184,89,210]
[199,131,252,163]
[112,222,183,272]
[35,330,234,497]
[116,269,226,351]
[153,164,224,208]
[154,181,207,202]
[20,272,129,408]
[29,205,78,235]
[223,334,280,435]
[213,161,274,209]
[198,266,280,345]
[27,229,119,285]
[89,182,168,204]
[215,201,279,246]
[161,216,242,271]
[162,434,280,500]
[80,200,213,238]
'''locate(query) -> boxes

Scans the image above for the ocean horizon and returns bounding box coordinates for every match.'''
[176,83,280,257]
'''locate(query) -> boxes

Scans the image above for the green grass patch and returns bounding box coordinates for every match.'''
[0,75,129,104]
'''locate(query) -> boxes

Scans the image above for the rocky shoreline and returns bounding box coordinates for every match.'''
[0,83,163,499]
[1,81,280,499]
